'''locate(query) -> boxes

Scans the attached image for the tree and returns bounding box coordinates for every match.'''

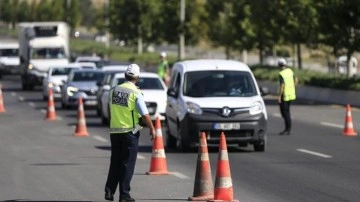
[17,1,30,23]
[109,0,161,54]
[67,0,82,31]
[316,0,360,78]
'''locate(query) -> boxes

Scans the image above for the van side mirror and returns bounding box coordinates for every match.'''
[260,86,269,96]
[102,85,111,91]
[96,81,103,86]
[167,88,178,97]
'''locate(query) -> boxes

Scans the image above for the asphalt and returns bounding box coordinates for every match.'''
[1,75,360,202]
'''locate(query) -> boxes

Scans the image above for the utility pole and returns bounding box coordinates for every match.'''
[105,0,110,49]
[179,0,185,60]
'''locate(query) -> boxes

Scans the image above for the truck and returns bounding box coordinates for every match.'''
[18,22,70,90]
[0,40,20,79]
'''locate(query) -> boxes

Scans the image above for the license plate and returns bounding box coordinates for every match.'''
[85,100,97,105]
[148,107,156,114]
[214,123,240,130]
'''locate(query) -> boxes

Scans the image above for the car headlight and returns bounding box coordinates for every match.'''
[67,86,79,96]
[28,64,34,70]
[185,101,202,115]
[48,82,54,88]
[249,101,263,115]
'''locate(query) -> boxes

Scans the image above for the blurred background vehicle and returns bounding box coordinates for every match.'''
[100,72,167,125]
[61,69,104,109]
[336,56,358,76]
[74,55,104,68]
[74,61,97,69]
[0,40,20,78]
[42,63,82,100]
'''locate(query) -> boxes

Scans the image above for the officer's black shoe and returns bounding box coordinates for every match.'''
[279,130,287,135]
[105,188,114,201]
[119,196,135,202]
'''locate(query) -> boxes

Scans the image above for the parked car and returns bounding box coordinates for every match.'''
[100,72,167,125]
[42,63,82,100]
[165,59,268,152]
[96,65,128,116]
[75,56,104,68]
[75,62,97,70]
[61,69,104,108]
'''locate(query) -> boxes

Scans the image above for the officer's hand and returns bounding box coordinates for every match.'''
[277,96,282,104]
[150,128,156,141]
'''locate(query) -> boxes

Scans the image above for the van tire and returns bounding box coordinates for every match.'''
[253,141,265,152]
[176,127,190,152]
[165,121,176,149]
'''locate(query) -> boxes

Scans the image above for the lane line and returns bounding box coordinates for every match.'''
[18,96,24,101]
[321,122,343,129]
[171,172,190,179]
[296,148,332,158]
[28,102,35,107]
[273,113,281,117]
[93,135,108,142]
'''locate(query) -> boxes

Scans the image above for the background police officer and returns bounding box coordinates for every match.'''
[157,52,170,86]
[105,64,156,202]
[277,58,298,135]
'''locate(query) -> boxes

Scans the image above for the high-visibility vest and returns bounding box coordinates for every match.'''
[109,82,141,134]
[157,60,168,79]
[279,68,296,101]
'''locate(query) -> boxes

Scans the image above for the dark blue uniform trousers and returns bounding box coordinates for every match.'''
[105,132,139,198]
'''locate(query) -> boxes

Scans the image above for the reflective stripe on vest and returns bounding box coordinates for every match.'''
[109,82,141,134]
[279,68,296,101]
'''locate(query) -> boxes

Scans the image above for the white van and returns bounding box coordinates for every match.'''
[0,41,20,77]
[165,59,268,152]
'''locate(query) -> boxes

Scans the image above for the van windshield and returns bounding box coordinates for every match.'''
[183,71,257,97]
[31,47,66,59]
[0,48,19,57]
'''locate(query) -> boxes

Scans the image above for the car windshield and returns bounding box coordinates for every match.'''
[0,48,18,57]
[51,67,74,76]
[31,47,66,59]
[183,70,257,97]
[70,71,104,82]
[115,77,164,90]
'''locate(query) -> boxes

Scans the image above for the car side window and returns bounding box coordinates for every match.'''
[174,73,181,94]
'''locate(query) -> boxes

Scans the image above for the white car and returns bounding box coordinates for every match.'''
[42,63,82,100]
[75,62,97,69]
[75,56,103,68]
[100,72,167,124]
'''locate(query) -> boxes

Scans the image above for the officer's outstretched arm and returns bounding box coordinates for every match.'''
[141,114,156,140]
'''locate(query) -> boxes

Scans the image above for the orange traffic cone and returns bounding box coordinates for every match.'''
[0,84,6,113]
[188,132,214,201]
[146,116,170,175]
[343,104,357,136]
[208,132,239,202]
[73,97,89,137]
[45,88,57,121]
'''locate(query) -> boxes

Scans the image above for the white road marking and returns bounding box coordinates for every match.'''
[273,113,281,117]
[171,172,190,179]
[93,135,108,142]
[321,122,343,129]
[56,116,63,121]
[11,92,16,96]
[40,109,46,113]
[296,148,332,158]
[28,102,35,107]
[137,154,145,159]
[18,96,24,101]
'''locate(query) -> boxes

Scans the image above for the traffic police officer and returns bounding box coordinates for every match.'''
[105,64,156,202]
[157,52,170,85]
[277,58,298,135]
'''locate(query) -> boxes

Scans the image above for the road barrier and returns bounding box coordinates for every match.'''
[188,132,214,201]
[146,116,169,175]
[343,104,357,136]
[208,132,239,202]
[45,88,57,121]
[73,97,89,137]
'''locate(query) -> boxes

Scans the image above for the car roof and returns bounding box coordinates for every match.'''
[175,59,251,72]
[50,63,82,69]
[113,72,160,79]
[75,56,102,61]
[101,65,128,72]
[71,69,103,73]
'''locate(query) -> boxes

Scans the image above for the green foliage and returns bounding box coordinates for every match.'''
[251,65,360,91]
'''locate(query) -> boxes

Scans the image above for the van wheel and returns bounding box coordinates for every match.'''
[253,141,265,152]
[176,127,190,152]
[165,121,176,149]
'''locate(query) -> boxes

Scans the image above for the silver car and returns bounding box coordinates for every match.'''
[61,69,104,109]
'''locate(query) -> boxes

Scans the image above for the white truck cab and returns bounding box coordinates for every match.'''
[165,59,268,152]
[18,22,70,90]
